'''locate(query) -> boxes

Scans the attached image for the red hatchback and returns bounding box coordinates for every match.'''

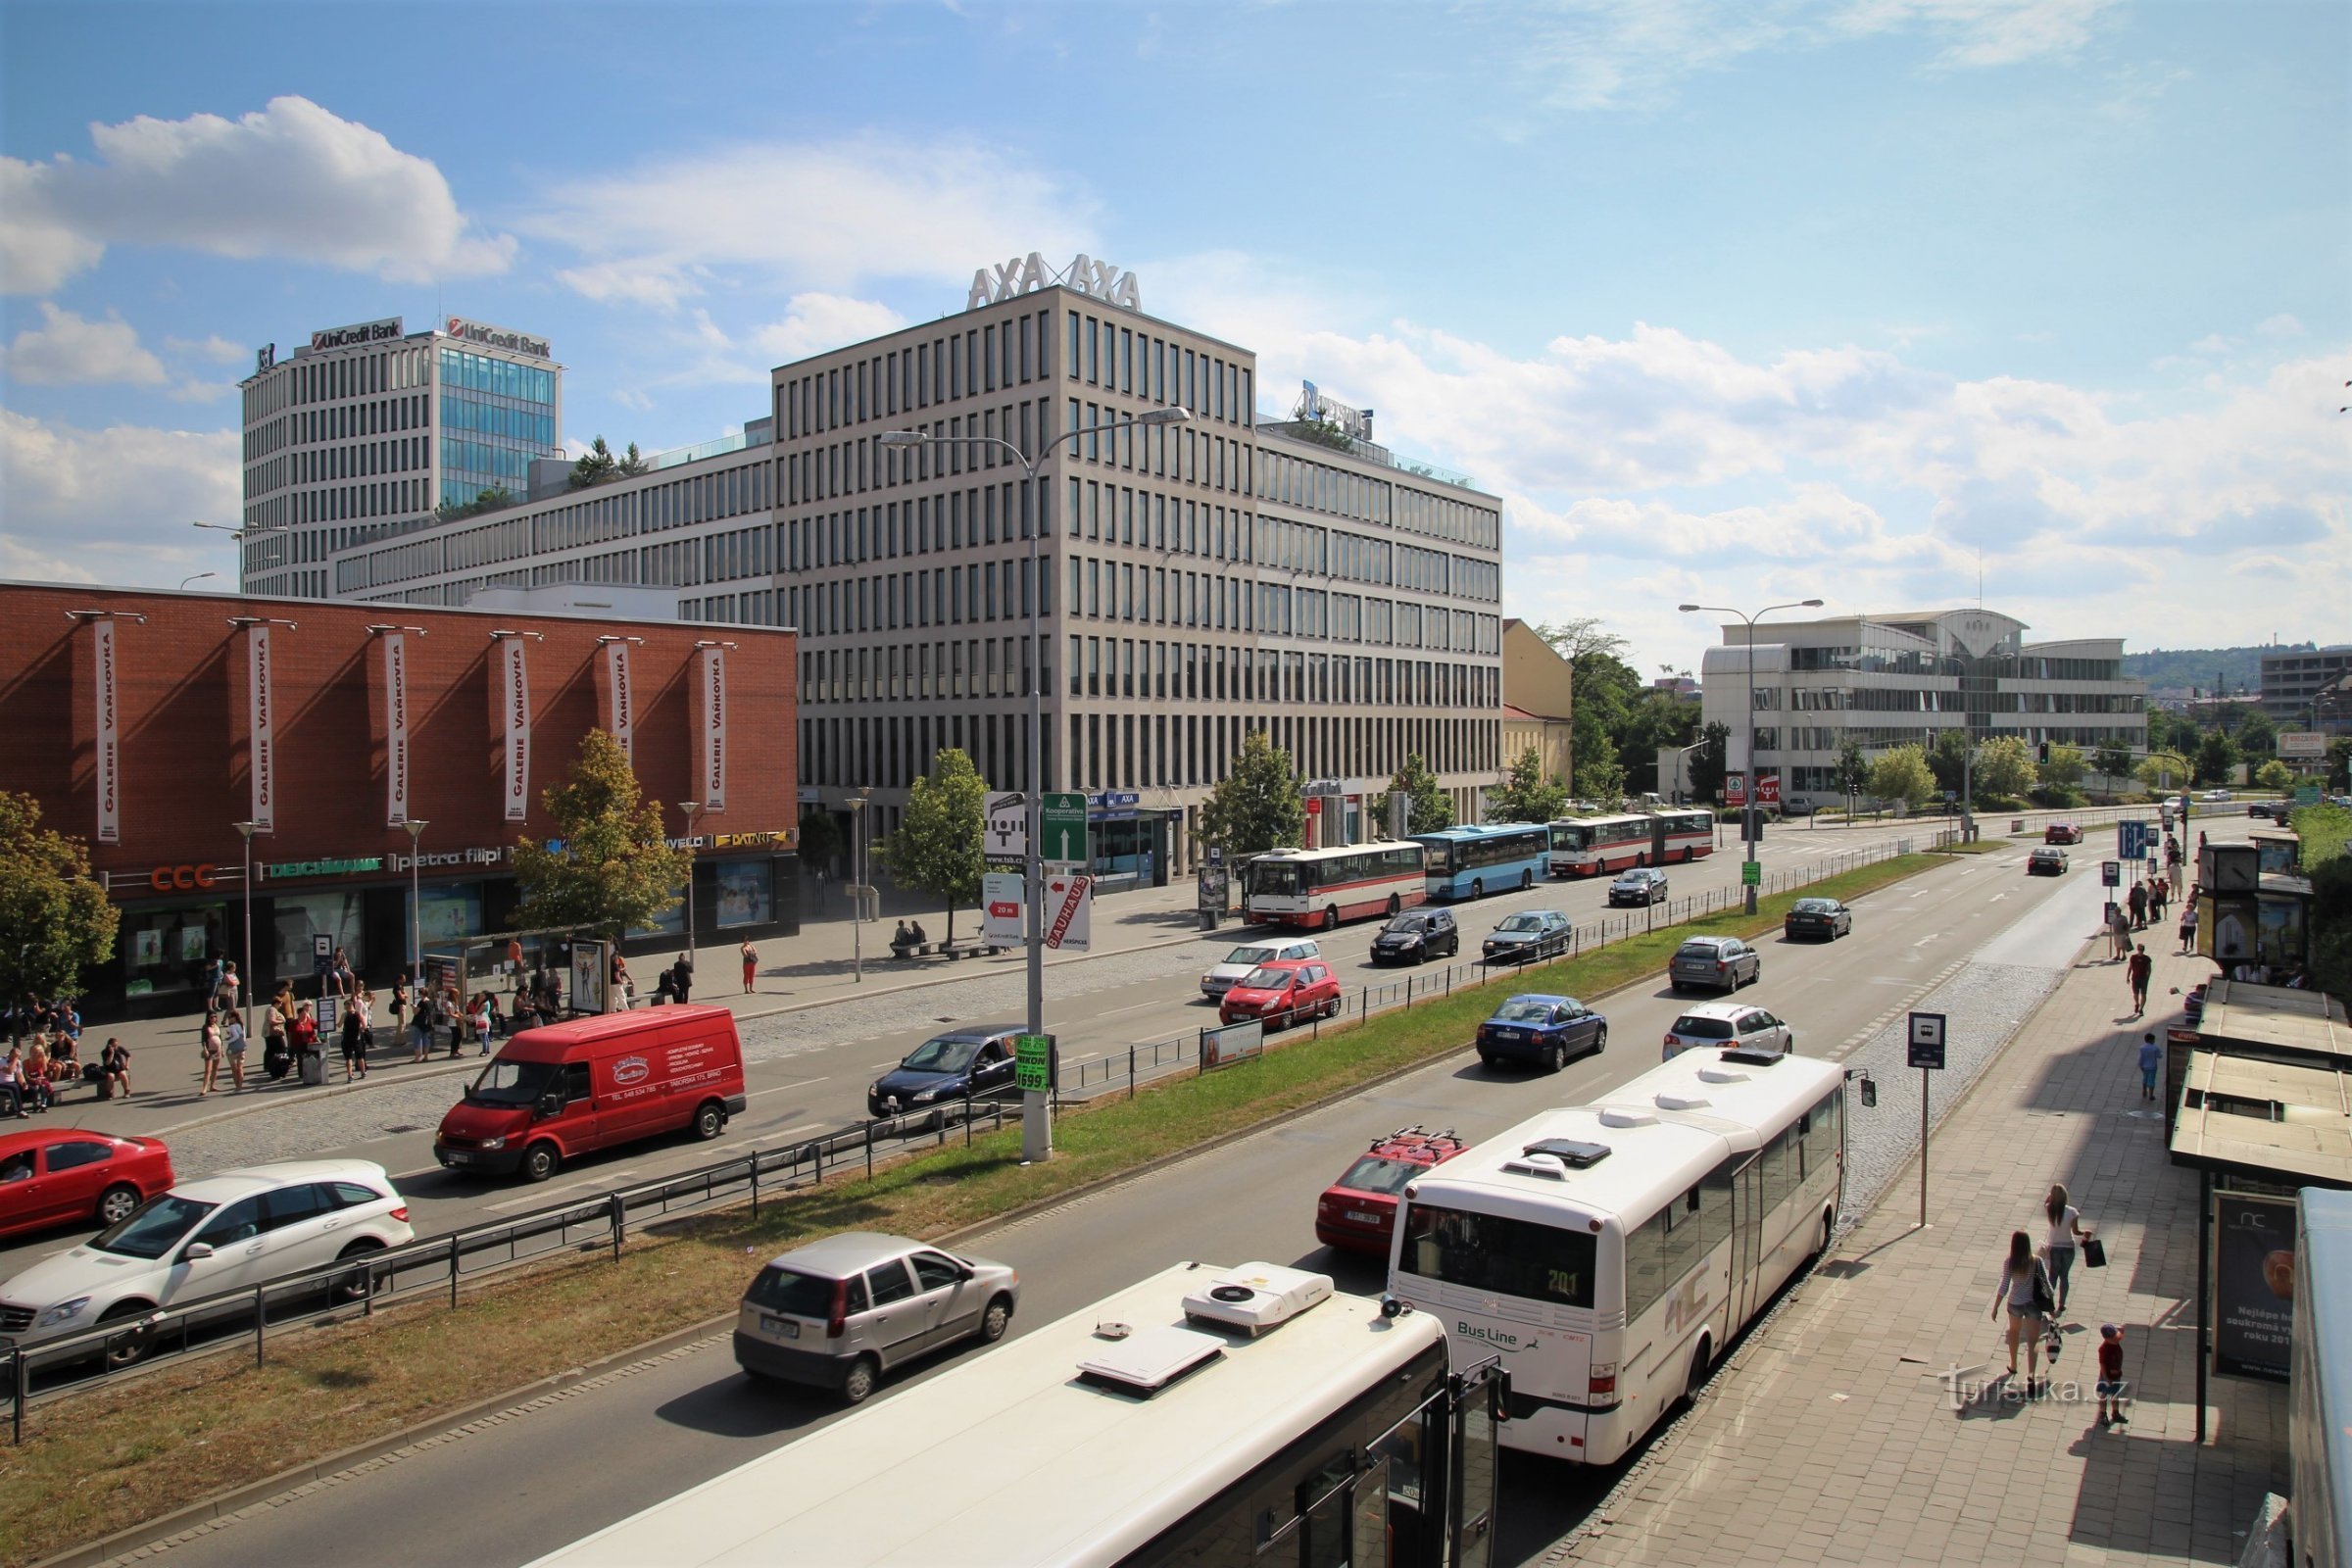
[1315,1127,1471,1255]
[2045,822,2084,845]
[0,1128,176,1241]
[1217,959,1343,1030]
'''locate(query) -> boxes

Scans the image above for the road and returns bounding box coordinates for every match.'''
[112,836,2117,1568]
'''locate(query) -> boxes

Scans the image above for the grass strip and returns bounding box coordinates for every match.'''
[1,852,1944,1565]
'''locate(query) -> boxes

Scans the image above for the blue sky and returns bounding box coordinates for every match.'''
[3,0,2345,676]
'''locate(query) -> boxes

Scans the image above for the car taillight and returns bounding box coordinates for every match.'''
[389,1206,410,1222]
[827,1278,849,1339]
[1590,1362,1618,1396]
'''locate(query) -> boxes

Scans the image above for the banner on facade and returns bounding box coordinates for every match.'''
[249,623,276,832]
[698,645,728,811]
[383,632,411,827]
[93,616,121,844]
[499,636,531,823]
[602,640,635,764]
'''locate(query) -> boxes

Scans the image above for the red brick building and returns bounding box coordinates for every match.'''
[0,584,798,1020]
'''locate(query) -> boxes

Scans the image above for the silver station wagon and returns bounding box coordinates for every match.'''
[733,1231,1021,1403]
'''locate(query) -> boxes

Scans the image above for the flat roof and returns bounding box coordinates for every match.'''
[2198,980,2352,1062]
[2171,1051,2352,1187]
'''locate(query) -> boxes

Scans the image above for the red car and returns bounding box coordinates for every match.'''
[1315,1126,1470,1255]
[2045,822,2084,845]
[0,1128,176,1242]
[1217,959,1343,1030]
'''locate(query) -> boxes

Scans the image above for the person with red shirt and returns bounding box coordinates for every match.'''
[2096,1324,2128,1427]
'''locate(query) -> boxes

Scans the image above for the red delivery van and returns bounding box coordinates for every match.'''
[434,1004,749,1182]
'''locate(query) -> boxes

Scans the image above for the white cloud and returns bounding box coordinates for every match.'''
[520,135,1099,309]
[753,293,909,365]
[2255,314,2305,340]
[1832,0,2119,68]
[165,333,249,366]
[0,410,240,584]
[1,95,514,295]
[1,302,167,385]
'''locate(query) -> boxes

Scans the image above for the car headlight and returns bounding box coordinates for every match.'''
[869,1080,883,1097]
[909,1088,940,1104]
[478,1136,506,1151]
[36,1297,93,1329]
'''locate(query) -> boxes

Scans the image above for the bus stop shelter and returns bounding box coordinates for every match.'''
[2165,979,2352,1128]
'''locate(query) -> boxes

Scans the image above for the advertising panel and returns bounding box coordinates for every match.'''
[1044,873,1093,952]
[498,636,531,823]
[93,615,120,843]
[2213,1191,2297,1382]
[982,870,1025,945]
[698,645,728,812]
[602,639,635,763]
[383,631,411,827]
[248,623,276,832]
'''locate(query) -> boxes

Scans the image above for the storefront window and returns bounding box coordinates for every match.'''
[416,884,483,948]
[271,893,367,985]
[631,888,687,938]
[714,862,772,928]
[122,904,227,999]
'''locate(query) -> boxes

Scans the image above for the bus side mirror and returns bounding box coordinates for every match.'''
[1859,1074,1878,1108]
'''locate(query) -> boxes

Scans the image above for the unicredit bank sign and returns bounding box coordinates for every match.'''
[445,317,552,360]
[311,318,404,351]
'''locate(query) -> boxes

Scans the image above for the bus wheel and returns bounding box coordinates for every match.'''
[1386,894,1401,917]
[1521,869,1534,891]
[1686,1339,1713,1400]
[1325,906,1341,931]
[1816,1209,1836,1259]
[1471,878,1484,900]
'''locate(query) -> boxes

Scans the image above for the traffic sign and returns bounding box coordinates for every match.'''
[1756,774,1781,806]
[983,791,1027,858]
[1725,772,1747,807]
[1907,1011,1947,1070]
[2101,860,2121,887]
[1740,859,1761,887]
[1041,792,1088,865]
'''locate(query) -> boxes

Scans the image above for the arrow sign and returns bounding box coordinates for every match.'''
[1041,791,1088,867]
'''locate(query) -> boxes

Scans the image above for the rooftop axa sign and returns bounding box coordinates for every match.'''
[969,253,1140,313]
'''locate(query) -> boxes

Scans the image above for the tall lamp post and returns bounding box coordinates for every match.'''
[402,819,429,986]
[848,790,869,984]
[1680,599,1824,913]
[233,821,261,1045]
[676,801,704,970]
[882,403,1193,1166]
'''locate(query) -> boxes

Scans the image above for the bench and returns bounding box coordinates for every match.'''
[890,940,1008,961]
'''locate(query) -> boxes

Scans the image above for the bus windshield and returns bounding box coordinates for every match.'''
[1397,1201,1596,1309]
[1247,860,1302,898]
[1421,842,1457,872]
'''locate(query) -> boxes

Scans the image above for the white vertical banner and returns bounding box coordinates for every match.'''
[698,645,727,811]
[605,640,635,764]
[383,632,411,827]
[249,623,276,833]
[500,636,532,823]
[92,616,121,844]
[1044,873,1093,952]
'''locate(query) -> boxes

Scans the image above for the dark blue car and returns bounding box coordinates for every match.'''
[1476,994,1608,1073]
[867,1025,1022,1118]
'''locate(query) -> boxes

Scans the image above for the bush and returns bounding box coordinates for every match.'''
[2031,785,2088,809]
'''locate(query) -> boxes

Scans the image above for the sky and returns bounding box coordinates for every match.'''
[1,0,2345,678]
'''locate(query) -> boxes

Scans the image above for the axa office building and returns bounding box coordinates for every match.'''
[317,259,1507,875]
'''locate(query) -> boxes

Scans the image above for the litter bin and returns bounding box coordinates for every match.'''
[1200,907,1219,932]
[299,1049,326,1087]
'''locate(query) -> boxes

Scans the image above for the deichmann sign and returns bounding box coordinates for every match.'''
[444,317,552,360]
[248,623,276,833]
[383,631,411,827]
[311,318,403,352]
[261,857,385,881]
[497,636,532,823]
[966,252,1141,313]
[93,615,121,844]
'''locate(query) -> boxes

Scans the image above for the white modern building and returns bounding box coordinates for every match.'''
[1695,608,2148,808]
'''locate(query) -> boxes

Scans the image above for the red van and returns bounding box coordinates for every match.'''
[433,1004,749,1182]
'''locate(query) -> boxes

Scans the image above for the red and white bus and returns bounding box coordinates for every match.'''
[1242,842,1429,929]
[1548,809,1715,876]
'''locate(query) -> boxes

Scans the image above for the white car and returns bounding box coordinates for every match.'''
[1662,1003,1796,1061]
[2200,789,2232,803]
[1200,938,1322,998]
[0,1159,412,1364]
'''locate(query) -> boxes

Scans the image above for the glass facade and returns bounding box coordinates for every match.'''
[437,348,557,509]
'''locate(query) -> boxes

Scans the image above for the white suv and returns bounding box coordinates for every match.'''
[1663,1003,1796,1061]
[1200,938,1322,998]
[0,1160,413,1363]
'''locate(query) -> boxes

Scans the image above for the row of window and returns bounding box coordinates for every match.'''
[781,309,1054,438]
[1254,445,1500,550]
[438,348,556,407]
[246,345,434,427]
[1623,1092,1840,1324]
[442,395,556,449]
[1065,309,1250,429]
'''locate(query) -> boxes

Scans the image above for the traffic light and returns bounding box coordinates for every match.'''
[2038,742,2051,763]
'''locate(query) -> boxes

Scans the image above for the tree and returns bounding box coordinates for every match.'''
[1488,747,1569,823]
[1532,620,1642,812]
[1369,754,1452,837]
[0,792,119,1037]
[2136,751,2193,793]
[1688,721,1731,805]
[797,804,845,877]
[1199,730,1304,858]
[1835,738,1870,805]
[1618,688,1699,792]
[569,436,650,490]
[1867,745,1935,806]
[1574,749,1627,809]
[2255,759,2295,793]
[510,729,692,937]
[433,484,514,524]
[2042,744,2087,790]
[877,749,988,944]
[2194,728,2241,786]
[2236,709,2278,758]
[2309,855,2352,1011]
[2092,740,2136,785]
[1974,736,2038,800]
[2329,737,2352,793]
[1927,730,1973,796]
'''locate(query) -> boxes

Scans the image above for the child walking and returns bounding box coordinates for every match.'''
[2096,1324,2129,1427]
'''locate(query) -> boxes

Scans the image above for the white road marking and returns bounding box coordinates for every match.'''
[484,1171,642,1213]
[776,1122,827,1136]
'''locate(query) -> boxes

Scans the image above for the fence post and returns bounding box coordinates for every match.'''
[1404,976,1413,1010]
[1129,1044,1137,1102]
[255,1287,267,1367]
[10,1348,22,1446]
[865,1121,875,1182]
[751,1152,761,1216]
[609,1193,625,1261]
[450,1234,462,1308]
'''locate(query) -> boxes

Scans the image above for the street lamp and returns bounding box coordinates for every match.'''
[178,571,219,592]
[232,820,261,1045]
[848,790,869,984]
[1680,599,1824,913]
[402,819,429,981]
[676,801,704,969]
[882,403,1192,1165]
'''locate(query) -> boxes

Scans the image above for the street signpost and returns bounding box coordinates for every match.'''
[983,791,1027,860]
[1724,772,1747,808]
[2102,860,2121,889]
[1908,1010,1948,1227]
[1040,792,1088,867]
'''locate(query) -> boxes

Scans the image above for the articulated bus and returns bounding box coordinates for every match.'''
[2292,1187,2352,1568]
[530,1262,1505,1568]
[1413,823,1554,902]
[1547,809,1716,877]
[1387,1048,1845,1464]
[1243,841,1429,929]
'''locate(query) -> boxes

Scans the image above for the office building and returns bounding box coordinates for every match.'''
[2262,646,2352,733]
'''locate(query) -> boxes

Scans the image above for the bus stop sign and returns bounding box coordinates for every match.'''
[1908,1011,1947,1070]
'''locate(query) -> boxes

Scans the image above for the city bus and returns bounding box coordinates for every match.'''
[1548,810,1715,877]
[2292,1187,2352,1568]
[1386,1047,1845,1464]
[529,1261,1505,1568]
[1242,841,1430,929]
[1412,823,1554,901]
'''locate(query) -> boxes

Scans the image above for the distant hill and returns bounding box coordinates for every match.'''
[2123,644,2296,696]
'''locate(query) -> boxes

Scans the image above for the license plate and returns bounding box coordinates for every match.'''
[1346,1210,1379,1225]
[444,1151,470,1165]
[760,1314,800,1340]
[1498,1029,1521,1041]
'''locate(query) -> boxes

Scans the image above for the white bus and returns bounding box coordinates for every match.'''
[1547,809,1715,877]
[1387,1048,1845,1464]
[1243,840,1429,928]
[531,1261,1505,1568]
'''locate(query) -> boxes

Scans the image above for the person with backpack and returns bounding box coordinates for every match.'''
[1990,1229,2055,1387]
[410,987,436,1063]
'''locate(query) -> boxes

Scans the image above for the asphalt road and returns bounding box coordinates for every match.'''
[112,838,2112,1568]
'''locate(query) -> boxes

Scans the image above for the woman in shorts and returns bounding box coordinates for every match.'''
[1988,1229,2052,1388]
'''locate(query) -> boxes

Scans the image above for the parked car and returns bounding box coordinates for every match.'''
[1369,908,1459,965]
[1218,959,1344,1029]
[1200,938,1322,998]
[2044,822,2084,845]
[2248,800,2292,823]
[1482,910,1573,964]
[0,1129,175,1243]
[733,1232,1019,1403]
[1663,1003,1796,1061]
[868,1025,1022,1119]
[1608,867,1670,906]
[2028,847,2069,875]
[1476,994,1608,1073]
[436,1004,747,1182]
[1783,897,1853,941]
[1668,935,1761,993]
[1313,1126,1471,1255]
[0,1160,413,1364]
[2200,789,2233,803]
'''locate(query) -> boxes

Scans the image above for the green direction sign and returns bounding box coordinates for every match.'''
[1740,859,1762,887]
[2298,786,2322,807]
[1014,1032,1054,1092]
[1041,792,1089,865]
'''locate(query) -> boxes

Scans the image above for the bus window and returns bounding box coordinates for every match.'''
[1799,1092,1840,1180]
[1624,1208,1669,1322]
[1758,1128,1798,1211]
[1660,1187,1705,1283]
[1397,1203,1595,1309]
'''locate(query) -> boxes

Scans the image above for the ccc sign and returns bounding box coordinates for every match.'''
[149,863,219,892]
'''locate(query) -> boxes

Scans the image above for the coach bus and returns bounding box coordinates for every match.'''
[1387,1047,1845,1465]
[1548,809,1716,877]
[1242,841,1430,928]
[1413,822,1553,901]
[2292,1187,2352,1568]
[529,1261,1505,1568]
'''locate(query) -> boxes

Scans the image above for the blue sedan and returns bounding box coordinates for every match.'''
[1476,994,1608,1073]
[1482,909,1573,965]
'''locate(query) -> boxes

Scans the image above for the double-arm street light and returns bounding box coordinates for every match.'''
[1680,599,1824,913]
[881,403,1193,1163]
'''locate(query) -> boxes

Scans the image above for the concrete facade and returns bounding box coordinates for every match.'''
[1501,618,1576,786]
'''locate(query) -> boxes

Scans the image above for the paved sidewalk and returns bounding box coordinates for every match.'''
[1560,923,2285,1564]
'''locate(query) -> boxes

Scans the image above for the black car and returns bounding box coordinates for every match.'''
[1370,908,1460,965]
[1483,910,1574,965]
[1783,897,1852,941]
[1608,868,1669,906]
[868,1026,1022,1118]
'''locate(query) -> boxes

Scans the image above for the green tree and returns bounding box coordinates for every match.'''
[1532,619,1642,807]
[2255,759,2294,793]
[1867,744,1935,806]
[2309,854,2352,1009]
[1616,686,1698,793]
[1369,753,1452,837]
[2236,709,2278,757]
[797,804,845,877]
[0,792,119,1039]
[1835,738,1870,805]
[877,749,988,943]
[1927,730,1973,796]
[1974,736,2038,800]
[2041,744,2088,790]
[1199,731,1304,858]
[433,484,514,524]
[1489,747,1569,823]
[2136,751,2193,792]
[2195,727,2241,786]
[2329,737,2352,793]
[2092,739,2136,785]
[510,729,692,937]
[568,436,650,490]
[1574,749,1627,809]
[1688,721,1731,805]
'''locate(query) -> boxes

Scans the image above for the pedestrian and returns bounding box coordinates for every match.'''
[612,951,635,1008]
[411,985,435,1062]
[740,939,759,994]
[216,958,241,1015]
[444,987,466,1057]
[2043,1183,2091,1318]
[2138,1031,2163,1102]
[467,992,493,1053]
[672,952,695,1004]
[2128,881,2147,930]
[199,1007,223,1096]
[652,967,674,1006]
[2179,899,2200,956]
[264,998,289,1076]
[21,1039,55,1112]
[507,935,524,986]
[2127,944,2154,1015]
[2096,1324,2129,1428]
[290,1002,319,1078]
[390,970,410,1039]
[223,1009,248,1091]
[2107,902,2131,960]
[340,991,368,1082]
[1990,1230,2054,1386]
[0,1045,23,1117]
[100,1037,131,1098]
[329,947,356,1007]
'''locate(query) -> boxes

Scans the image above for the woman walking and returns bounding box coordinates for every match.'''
[340,991,368,1082]
[222,1009,248,1091]
[389,970,409,1044]
[2043,1184,2091,1317]
[1989,1230,2054,1387]
[198,1007,223,1097]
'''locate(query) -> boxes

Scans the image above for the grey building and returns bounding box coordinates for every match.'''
[2261,646,2352,733]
